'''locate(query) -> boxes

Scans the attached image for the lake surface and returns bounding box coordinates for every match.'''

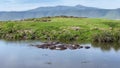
[0,40,120,68]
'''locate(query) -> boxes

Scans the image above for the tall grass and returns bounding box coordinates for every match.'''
[0,16,120,43]
[92,31,120,43]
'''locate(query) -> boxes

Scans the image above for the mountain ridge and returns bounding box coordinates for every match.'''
[0,5,120,21]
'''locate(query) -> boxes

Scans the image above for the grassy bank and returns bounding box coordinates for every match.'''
[0,16,120,43]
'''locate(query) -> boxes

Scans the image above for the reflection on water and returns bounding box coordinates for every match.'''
[92,42,120,51]
[0,40,120,68]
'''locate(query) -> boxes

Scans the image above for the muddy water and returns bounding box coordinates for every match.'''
[0,40,120,68]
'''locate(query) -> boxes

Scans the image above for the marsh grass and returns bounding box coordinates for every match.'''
[0,16,120,43]
[92,31,120,43]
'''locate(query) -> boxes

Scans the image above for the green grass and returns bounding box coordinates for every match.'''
[0,16,120,43]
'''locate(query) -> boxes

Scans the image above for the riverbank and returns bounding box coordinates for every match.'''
[0,16,120,43]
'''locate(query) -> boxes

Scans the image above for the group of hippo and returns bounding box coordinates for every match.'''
[30,42,91,50]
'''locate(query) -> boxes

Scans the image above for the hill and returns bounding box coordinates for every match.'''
[0,5,120,21]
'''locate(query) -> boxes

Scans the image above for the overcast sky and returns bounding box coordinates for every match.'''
[0,0,120,11]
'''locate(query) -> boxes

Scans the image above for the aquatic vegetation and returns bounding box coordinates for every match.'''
[92,31,120,43]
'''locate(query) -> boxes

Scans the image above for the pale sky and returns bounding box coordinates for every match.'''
[0,0,120,11]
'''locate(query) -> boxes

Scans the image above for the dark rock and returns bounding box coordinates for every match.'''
[79,46,83,48]
[85,46,90,49]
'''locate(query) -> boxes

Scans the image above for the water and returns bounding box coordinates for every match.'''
[0,40,120,68]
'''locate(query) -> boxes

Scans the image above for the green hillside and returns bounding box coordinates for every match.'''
[0,16,120,43]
